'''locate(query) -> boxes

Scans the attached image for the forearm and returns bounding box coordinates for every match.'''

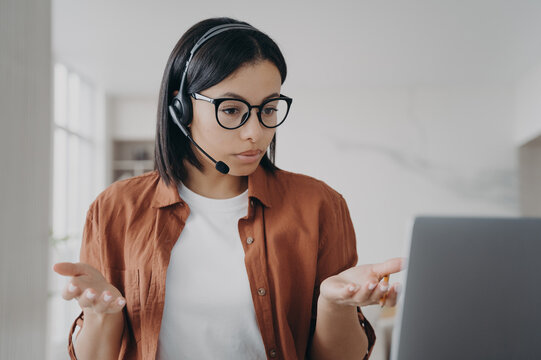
[74,310,125,360]
[309,296,369,360]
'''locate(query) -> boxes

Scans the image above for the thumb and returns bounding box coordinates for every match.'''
[53,262,89,277]
[371,257,406,278]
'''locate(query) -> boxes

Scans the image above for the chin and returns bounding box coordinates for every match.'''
[228,162,261,177]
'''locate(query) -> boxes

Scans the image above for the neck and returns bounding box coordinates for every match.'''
[183,161,248,199]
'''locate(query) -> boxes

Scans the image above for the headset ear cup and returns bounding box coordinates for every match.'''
[179,94,192,126]
[172,97,184,121]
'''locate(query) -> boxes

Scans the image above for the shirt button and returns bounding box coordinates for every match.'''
[246,236,254,245]
[269,349,277,358]
[257,288,266,296]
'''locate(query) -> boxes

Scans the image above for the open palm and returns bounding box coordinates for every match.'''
[319,257,405,308]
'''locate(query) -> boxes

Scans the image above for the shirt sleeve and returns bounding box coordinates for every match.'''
[67,201,131,360]
[307,190,376,359]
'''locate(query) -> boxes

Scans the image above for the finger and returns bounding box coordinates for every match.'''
[107,297,127,314]
[106,296,126,313]
[320,278,356,300]
[342,283,360,299]
[61,281,82,300]
[365,276,389,293]
[93,291,125,314]
[365,280,378,294]
[53,262,89,277]
[368,281,391,304]
[379,275,390,288]
[383,283,401,307]
[353,281,379,301]
[345,281,381,306]
[379,288,392,307]
[371,257,406,278]
[77,288,98,308]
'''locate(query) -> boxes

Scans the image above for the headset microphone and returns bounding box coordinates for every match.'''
[168,104,230,174]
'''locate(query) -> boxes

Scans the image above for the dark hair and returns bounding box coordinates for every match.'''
[154,17,287,186]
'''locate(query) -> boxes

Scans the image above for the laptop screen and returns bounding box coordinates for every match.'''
[391,216,541,360]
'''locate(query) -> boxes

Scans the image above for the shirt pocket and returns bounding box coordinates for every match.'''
[108,268,142,344]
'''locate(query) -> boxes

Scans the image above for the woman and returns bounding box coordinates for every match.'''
[54,17,403,360]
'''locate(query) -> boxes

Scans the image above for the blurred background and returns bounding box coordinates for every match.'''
[2,0,541,359]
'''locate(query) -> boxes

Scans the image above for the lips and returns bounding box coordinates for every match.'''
[237,150,262,156]
[235,149,263,164]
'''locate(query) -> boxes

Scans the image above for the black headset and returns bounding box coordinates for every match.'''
[169,23,257,131]
[168,23,258,174]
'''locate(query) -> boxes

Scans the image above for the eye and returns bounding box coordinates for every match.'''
[221,107,241,115]
[262,107,278,115]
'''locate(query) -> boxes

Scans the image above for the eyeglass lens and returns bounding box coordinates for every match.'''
[217,99,289,128]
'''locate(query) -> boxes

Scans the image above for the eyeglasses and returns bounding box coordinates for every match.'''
[191,92,293,130]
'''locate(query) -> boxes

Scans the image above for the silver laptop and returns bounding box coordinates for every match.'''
[391,216,541,360]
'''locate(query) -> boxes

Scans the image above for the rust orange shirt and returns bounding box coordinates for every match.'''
[68,166,376,359]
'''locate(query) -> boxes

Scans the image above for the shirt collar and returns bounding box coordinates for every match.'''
[151,166,273,209]
[151,172,183,208]
[247,165,273,208]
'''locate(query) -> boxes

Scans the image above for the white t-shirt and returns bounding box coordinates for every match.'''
[156,183,267,360]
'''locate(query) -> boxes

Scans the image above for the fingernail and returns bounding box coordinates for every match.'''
[103,294,112,302]
[117,298,126,306]
[379,284,389,292]
[348,285,356,292]
[368,283,377,290]
[86,291,96,299]
[68,283,78,292]
[395,284,402,293]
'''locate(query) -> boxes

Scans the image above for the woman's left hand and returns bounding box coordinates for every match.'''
[319,257,406,308]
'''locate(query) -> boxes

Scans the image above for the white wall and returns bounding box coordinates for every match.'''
[110,96,157,140]
[95,90,110,192]
[278,84,519,268]
[515,62,541,146]
[519,138,541,216]
[0,0,51,358]
[516,60,541,217]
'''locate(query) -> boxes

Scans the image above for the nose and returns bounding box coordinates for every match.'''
[240,108,264,141]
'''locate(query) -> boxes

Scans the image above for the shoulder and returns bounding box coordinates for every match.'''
[98,170,160,202]
[269,168,346,208]
[90,171,162,215]
[264,169,355,248]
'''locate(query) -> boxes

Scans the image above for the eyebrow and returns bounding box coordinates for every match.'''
[219,92,280,101]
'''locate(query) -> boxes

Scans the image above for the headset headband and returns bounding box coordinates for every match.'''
[178,23,257,96]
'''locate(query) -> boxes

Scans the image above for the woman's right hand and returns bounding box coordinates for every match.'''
[53,262,126,316]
